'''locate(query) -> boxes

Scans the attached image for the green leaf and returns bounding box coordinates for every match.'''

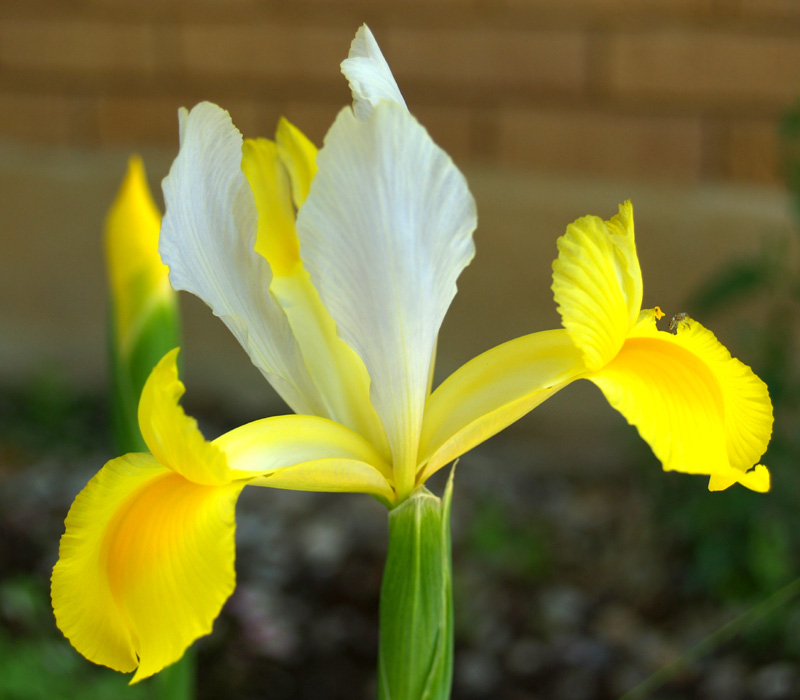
[378,470,454,700]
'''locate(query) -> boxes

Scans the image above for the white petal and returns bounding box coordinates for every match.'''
[160,102,323,415]
[296,101,477,496]
[341,25,407,120]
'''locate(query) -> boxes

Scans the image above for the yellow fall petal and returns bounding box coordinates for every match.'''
[105,156,172,352]
[552,201,642,371]
[418,329,586,484]
[647,317,773,476]
[51,453,244,683]
[589,313,772,491]
[708,465,771,493]
[137,348,231,486]
[54,348,400,684]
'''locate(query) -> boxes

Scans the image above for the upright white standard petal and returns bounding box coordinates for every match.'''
[296,101,477,498]
[341,25,407,120]
[160,102,323,416]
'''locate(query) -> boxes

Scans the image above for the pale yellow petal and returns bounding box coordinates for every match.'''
[552,201,642,371]
[269,271,390,456]
[275,117,318,209]
[418,330,586,484]
[241,137,301,277]
[250,459,396,504]
[216,414,395,501]
[216,413,391,478]
[52,453,245,682]
[137,348,231,486]
[242,135,389,454]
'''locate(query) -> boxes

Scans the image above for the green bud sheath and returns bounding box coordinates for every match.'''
[378,470,454,700]
[108,297,181,454]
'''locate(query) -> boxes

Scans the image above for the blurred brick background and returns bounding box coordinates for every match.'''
[0,0,797,439]
[1,0,799,184]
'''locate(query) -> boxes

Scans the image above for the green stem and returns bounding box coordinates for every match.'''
[378,470,455,700]
[153,649,196,699]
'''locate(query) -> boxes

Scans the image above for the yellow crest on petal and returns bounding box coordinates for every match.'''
[138,348,232,486]
[552,201,643,371]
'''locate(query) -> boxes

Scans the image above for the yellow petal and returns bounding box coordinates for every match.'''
[138,348,232,486]
[552,201,642,371]
[589,314,772,491]
[251,459,396,504]
[216,414,395,502]
[105,156,172,353]
[709,465,770,493]
[241,137,301,277]
[275,117,318,209]
[418,329,586,484]
[52,453,245,682]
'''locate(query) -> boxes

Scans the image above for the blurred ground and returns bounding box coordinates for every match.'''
[1,380,799,700]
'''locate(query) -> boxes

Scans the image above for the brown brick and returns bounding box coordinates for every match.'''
[98,95,263,146]
[276,100,474,166]
[0,20,157,73]
[179,23,351,82]
[384,27,586,93]
[496,107,703,181]
[408,104,474,167]
[608,30,800,105]
[66,96,101,145]
[278,101,343,147]
[0,92,70,144]
[231,100,283,140]
[725,118,783,185]
[499,0,715,19]
[740,0,800,19]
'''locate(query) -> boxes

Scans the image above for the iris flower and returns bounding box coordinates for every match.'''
[52,25,772,682]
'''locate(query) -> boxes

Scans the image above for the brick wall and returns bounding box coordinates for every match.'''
[1,0,798,185]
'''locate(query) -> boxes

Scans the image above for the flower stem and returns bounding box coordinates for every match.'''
[378,469,455,700]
